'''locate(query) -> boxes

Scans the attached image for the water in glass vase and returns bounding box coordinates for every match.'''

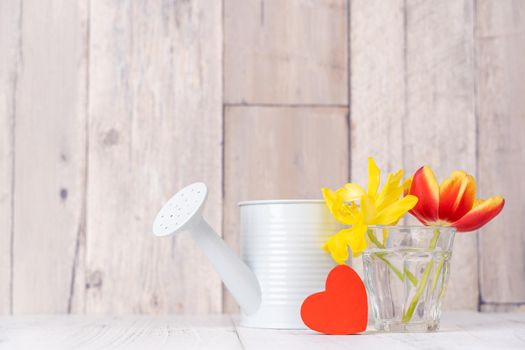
[362,226,455,332]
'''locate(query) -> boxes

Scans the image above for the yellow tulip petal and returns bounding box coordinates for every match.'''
[374,195,418,225]
[368,157,380,197]
[322,231,349,264]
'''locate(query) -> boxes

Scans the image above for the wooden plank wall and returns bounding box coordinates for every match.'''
[0,0,19,314]
[223,0,349,313]
[84,0,223,314]
[477,0,525,310]
[0,0,522,314]
[12,0,88,314]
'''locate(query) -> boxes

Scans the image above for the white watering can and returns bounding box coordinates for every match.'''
[152,183,341,329]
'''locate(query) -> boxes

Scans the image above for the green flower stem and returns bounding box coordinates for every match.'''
[402,256,434,323]
[402,228,441,323]
[430,259,445,293]
[367,229,385,248]
[375,253,405,281]
[367,229,418,287]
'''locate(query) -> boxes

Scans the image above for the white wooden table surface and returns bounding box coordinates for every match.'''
[0,312,524,349]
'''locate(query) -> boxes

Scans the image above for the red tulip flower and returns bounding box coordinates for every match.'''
[406,166,504,232]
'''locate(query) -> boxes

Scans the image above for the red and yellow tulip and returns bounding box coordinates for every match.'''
[406,166,504,232]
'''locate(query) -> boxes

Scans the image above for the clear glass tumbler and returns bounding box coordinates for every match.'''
[362,226,455,332]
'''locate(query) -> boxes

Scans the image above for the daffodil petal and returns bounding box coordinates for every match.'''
[439,171,476,223]
[402,177,412,195]
[322,188,337,214]
[360,195,377,224]
[374,195,419,225]
[322,231,349,264]
[376,169,405,211]
[368,157,380,197]
[322,188,347,224]
[340,183,367,201]
[346,224,368,257]
[322,188,360,225]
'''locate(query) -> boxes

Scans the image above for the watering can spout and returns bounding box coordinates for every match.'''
[190,217,262,315]
[152,183,261,315]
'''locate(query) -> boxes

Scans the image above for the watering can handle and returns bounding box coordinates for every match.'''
[190,217,261,315]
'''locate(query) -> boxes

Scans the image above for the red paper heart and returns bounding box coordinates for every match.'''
[300,265,368,335]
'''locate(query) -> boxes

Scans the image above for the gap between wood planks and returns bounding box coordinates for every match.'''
[224,103,349,108]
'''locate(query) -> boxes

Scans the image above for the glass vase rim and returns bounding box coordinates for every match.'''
[368,224,456,232]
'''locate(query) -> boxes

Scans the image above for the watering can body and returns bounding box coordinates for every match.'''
[237,200,340,329]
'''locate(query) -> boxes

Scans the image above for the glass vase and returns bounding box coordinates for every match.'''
[362,225,455,332]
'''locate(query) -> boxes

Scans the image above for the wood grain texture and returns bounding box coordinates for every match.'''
[477,0,525,303]
[86,0,223,314]
[0,0,523,315]
[403,0,478,310]
[349,0,405,176]
[1,313,524,349]
[349,0,406,278]
[0,315,242,350]
[0,0,20,314]
[237,312,525,349]
[223,106,349,312]
[224,0,348,105]
[10,0,88,313]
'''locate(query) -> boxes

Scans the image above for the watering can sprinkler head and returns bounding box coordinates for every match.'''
[152,182,262,315]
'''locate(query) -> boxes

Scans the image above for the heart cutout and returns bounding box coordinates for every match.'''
[300,265,368,335]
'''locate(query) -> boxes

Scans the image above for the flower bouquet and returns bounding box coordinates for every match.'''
[321,158,504,332]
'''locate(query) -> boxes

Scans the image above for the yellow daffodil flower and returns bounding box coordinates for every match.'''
[322,158,418,264]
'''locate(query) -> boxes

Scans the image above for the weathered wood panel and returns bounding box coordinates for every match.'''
[349,0,405,278]
[0,0,523,315]
[478,0,525,303]
[224,0,348,105]
[85,0,223,313]
[223,106,349,312]
[404,0,478,309]
[11,0,88,313]
[0,0,21,314]
[349,0,405,177]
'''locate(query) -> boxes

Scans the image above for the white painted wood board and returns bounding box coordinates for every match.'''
[0,312,523,349]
